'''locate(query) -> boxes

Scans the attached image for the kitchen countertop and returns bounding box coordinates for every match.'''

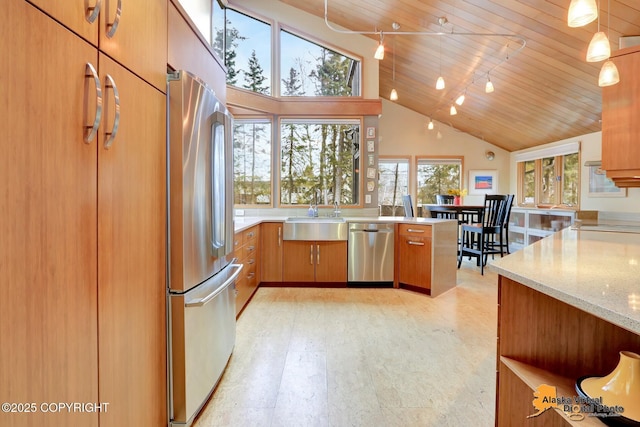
[233,216,454,233]
[490,225,640,335]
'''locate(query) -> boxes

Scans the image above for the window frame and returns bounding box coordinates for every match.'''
[415,156,464,216]
[516,153,581,208]
[378,156,411,216]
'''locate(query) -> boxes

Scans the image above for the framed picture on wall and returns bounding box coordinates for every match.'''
[587,164,626,197]
[468,170,498,195]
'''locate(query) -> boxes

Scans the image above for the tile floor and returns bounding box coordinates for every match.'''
[193,260,498,427]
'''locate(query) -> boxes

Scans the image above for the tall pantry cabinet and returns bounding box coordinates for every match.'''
[0,1,167,426]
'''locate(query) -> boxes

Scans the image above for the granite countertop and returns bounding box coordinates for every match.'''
[490,226,640,335]
[233,216,453,232]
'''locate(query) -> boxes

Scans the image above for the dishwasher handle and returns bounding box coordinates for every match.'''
[185,264,243,307]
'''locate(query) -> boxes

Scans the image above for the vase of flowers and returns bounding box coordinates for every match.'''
[447,188,467,205]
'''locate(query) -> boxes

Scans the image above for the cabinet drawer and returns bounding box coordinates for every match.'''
[243,242,258,259]
[242,226,259,243]
[399,224,432,237]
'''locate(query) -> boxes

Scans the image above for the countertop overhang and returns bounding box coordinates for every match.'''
[490,226,640,335]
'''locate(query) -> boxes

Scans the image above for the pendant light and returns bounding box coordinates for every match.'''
[390,29,398,101]
[436,18,445,90]
[428,119,434,130]
[455,92,466,106]
[450,105,457,115]
[485,75,495,93]
[586,0,610,62]
[598,0,619,86]
[568,0,598,27]
[374,31,384,60]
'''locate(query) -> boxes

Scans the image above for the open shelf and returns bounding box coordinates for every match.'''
[500,357,604,427]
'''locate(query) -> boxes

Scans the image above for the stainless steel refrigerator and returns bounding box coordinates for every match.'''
[167,70,242,426]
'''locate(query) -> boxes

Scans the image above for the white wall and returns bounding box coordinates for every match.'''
[509,132,640,213]
[378,99,510,206]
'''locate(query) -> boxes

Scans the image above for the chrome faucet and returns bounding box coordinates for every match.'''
[333,200,341,217]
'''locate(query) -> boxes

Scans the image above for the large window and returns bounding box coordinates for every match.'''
[280,30,360,97]
[233,120,272,205]
[516,143,580,207]
[213,9,272,94]
[378,158,409,216]
[280,120,359,206]
[416,157,462,213]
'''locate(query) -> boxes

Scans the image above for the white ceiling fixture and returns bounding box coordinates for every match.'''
[568,0,599,27]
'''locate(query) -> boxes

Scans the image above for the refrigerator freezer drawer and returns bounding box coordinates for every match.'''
[169,263,242,426]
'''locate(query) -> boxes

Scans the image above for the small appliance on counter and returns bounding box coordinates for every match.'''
[166,70,242,426]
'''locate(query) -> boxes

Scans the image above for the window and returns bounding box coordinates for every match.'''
[515,143,580,207]
[280,30,361,97]
[234,120,272,205]
[214,9,272,94]
[416,157,462,215]
[378,158,409,216]
[280,119,359,206]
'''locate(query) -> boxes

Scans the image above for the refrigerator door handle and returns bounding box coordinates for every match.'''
[185,264,243,307]
[211,110,227,251]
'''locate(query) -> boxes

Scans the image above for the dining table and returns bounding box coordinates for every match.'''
[426,204,485,224]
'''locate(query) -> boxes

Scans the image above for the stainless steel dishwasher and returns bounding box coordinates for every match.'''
[348,223,394,286]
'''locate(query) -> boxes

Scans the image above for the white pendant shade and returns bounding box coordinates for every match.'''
[586,31,611,62]
[436,76,445,90]
[455,94,465,106]
[428,120,434,130]
[598,60,620,87]
[374,43,384,60]
[485,79,494,93]
[568,0,598,27]
[390,88,398,101]
[450,105,457,115]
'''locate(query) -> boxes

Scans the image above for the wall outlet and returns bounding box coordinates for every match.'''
[365,194,371,204]
[235,209,245,216]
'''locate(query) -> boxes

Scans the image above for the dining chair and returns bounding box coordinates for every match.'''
[436,194,454,205]
[457,194,511,275]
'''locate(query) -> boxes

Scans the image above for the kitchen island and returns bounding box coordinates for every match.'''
[490,226,640,426]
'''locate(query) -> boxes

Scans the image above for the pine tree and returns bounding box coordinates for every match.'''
[282,67,302,96]
[213,20,245,85]
[243,50,268,94]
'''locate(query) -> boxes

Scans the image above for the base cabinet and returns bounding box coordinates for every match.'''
[397,224,432,291]
[496,276,640,426]
[234,225,260,316]
[283,241,347,283]
[261,222,284,283]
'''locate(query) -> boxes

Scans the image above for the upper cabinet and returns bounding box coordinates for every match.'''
[601,45,640,187]
[27,0,167,91]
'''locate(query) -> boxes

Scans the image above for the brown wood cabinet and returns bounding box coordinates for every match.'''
[261,222,284,283]
[0,2,166,426]
[601,45,640,187]
[283,241,347,283]
[496,276,640,426]
[234,225,261,316]
[28,0,167,91]
[397,224,433,292]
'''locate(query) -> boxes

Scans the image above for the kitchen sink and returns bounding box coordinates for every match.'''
[286,216,345,222]
[283,217,348,240]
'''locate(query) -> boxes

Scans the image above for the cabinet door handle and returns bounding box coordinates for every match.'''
[316,244,320,264]
[247,272,255,279]
[247,259,255,265]
[84,63,102,143]
[407,228,425,233]
[247,231,255,238]
[310,244,313,264]
[106,0,122,38]
[247,245,255,252]
[103,74,120,149]
[85,0,102,23]
[278,226,282,247]
[408,241,425,246]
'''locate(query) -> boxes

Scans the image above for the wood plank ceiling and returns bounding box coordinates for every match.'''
[278,0,640,152]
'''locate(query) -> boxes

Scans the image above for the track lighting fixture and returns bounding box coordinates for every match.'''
[374,32,384,60]
[390,27,398,101]
[586,1,610,62]
[485,76,494,93]
[567,0,598,27]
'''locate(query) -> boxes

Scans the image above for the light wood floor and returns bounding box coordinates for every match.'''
[193,260,498,427]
